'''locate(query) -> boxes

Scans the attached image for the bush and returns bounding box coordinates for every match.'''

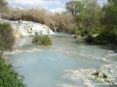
[0,58,25,87]
[73,28,91,38]
[85,28,117,45]
[0,23,14,50]
[32,35,52,46]
[95,29,117,45]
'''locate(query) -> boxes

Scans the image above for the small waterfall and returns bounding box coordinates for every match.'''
[0,19,54,37]
[11,20,54,37]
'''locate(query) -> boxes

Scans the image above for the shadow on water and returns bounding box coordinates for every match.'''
[100,45,117,53]
[74,38,117,53]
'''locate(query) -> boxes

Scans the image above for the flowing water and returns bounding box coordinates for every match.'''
[7,33,117,87]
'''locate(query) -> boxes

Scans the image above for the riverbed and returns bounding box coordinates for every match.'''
[7,33,117,87]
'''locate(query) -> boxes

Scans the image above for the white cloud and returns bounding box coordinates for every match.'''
[7,0,66,12]
[8,0,43,8]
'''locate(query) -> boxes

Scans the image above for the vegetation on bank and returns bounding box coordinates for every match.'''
[66,0,117,46]
[0,0,25,84]
[0,0,116,86]
[0,58,25,87]
[85,29,117,45]
[32,35,52,46]
[85,0,117,46]
[0,23,25,87]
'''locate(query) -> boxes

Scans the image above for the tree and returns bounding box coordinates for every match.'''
[65,1,83,16]
[68,0,102,36]
[85,0,117,45]
[102,0,117,30]
[80,0,102,30]
[95,0,117,45]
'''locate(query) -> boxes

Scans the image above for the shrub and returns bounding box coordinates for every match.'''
[73,28,90,38]
[0,23,14,50]
[95,29,117,45]
[32,35,52,46]
[85,28,117,45]
[0,58,25,87]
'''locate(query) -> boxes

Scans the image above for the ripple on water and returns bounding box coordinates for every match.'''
[8,34,117,87]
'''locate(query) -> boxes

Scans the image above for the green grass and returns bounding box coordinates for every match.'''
[0,58,25,87]
[32,35,52,46]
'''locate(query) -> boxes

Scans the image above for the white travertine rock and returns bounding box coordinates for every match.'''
[0,19,54,37]
[63,64,117,87]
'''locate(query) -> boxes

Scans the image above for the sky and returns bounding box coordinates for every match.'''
[7,0,70,12]
[7,0,107,12]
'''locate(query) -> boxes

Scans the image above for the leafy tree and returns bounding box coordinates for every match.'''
[65,1,83,16]
[79,0,102,30]
[102,0,117,30]
[66,0,102,36]
[95,0,117,45]
[85,0,117,45]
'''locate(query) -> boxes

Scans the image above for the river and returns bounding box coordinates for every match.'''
[7,33,117,87]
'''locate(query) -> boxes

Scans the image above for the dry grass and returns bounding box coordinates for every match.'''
[1,8,76,33]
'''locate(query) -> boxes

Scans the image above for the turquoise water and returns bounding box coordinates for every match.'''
[8,34,116,87]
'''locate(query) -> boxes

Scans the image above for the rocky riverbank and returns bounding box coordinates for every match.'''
[63,64,117,87]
